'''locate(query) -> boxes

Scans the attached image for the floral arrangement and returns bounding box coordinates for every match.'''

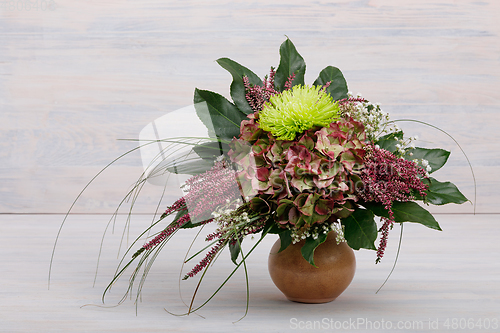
[55,39,470,315]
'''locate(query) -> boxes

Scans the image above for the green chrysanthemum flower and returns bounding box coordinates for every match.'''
[258,85,340,141]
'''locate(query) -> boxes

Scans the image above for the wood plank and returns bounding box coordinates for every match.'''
[1,0,499,213]
[1,214,499,331]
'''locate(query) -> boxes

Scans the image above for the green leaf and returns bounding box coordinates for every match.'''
[229,239,241,265]
[194,88,247,142]
[193,141,230,161]
[264,219,286,234]
[341,208,377,250]
[168,207,188,224]
[216,58,262,115]
[405,147,450,173]
[274,39,306,91]
[178,209,206,229]
[166,158,214,175]
[300,232,329,267]
[362,201,442,231]
[278,229,292,253]
[375,131,403,153]
[313,66,348,101]
[424,177,468,205]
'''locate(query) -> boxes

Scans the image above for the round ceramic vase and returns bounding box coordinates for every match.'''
[268,232,356,303]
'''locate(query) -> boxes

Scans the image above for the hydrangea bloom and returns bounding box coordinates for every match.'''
[229,110,366,242]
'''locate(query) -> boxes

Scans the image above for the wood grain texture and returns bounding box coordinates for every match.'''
[1,214,499,331]
[1,0,499,213]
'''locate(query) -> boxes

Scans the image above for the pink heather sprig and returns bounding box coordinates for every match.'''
[338,96,369,106]
[131,213,192,258]
[186,216,266,280]
[162,197,186,217]
[183,239,224,280]
[143,214,190,250]
[132,197,189,257]
[359,146,428,221]
[284,73,295,90]
[321,80,332,92]
[182,160,241,221]
[264,67,276,90]
[243,68,279,113]
[205,230,222,242]
[376,217,392,263]
[358,146,428,262]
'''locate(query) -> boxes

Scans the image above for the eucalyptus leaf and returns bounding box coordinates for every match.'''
[274,39,306,91]
[423,177,469,205]
[362,201,442,231]
[375,131,403,153]
[216,58,262,115]
[313,66,348,101]
[178,208,207,229]
[170,207,188,225]
[229,240,241,265]
[194,88,247,142]
[278,229,292,253]
[341,208,377,250]
[166,158,214,175]
[265,220,286,234]
[405,147,450,173]
[193,141,230,161]
[300,232,329,267]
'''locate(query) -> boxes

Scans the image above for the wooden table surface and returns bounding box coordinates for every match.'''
[1,1,500,332]
[1,213,499,332]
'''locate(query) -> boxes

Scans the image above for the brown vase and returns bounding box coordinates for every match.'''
[268,232,356,303]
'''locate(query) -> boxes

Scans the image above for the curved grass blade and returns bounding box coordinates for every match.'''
[93,139,206,284]
[170,223,271,316]
[376,223,404,294]
[49,144,145,289]
[50,136,214,289]
[232,226,250,323]
[174,225,208,318]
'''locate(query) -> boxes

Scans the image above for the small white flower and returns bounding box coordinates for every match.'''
[421,159,429,167]
[426,165,432,172]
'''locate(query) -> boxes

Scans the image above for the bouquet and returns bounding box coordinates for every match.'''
[55,39,470,315]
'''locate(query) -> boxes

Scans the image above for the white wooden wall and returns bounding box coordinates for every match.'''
[1,0,498,214]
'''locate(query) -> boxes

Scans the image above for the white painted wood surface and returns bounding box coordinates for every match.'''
[1,0,499,214]
[1,214,499,332]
